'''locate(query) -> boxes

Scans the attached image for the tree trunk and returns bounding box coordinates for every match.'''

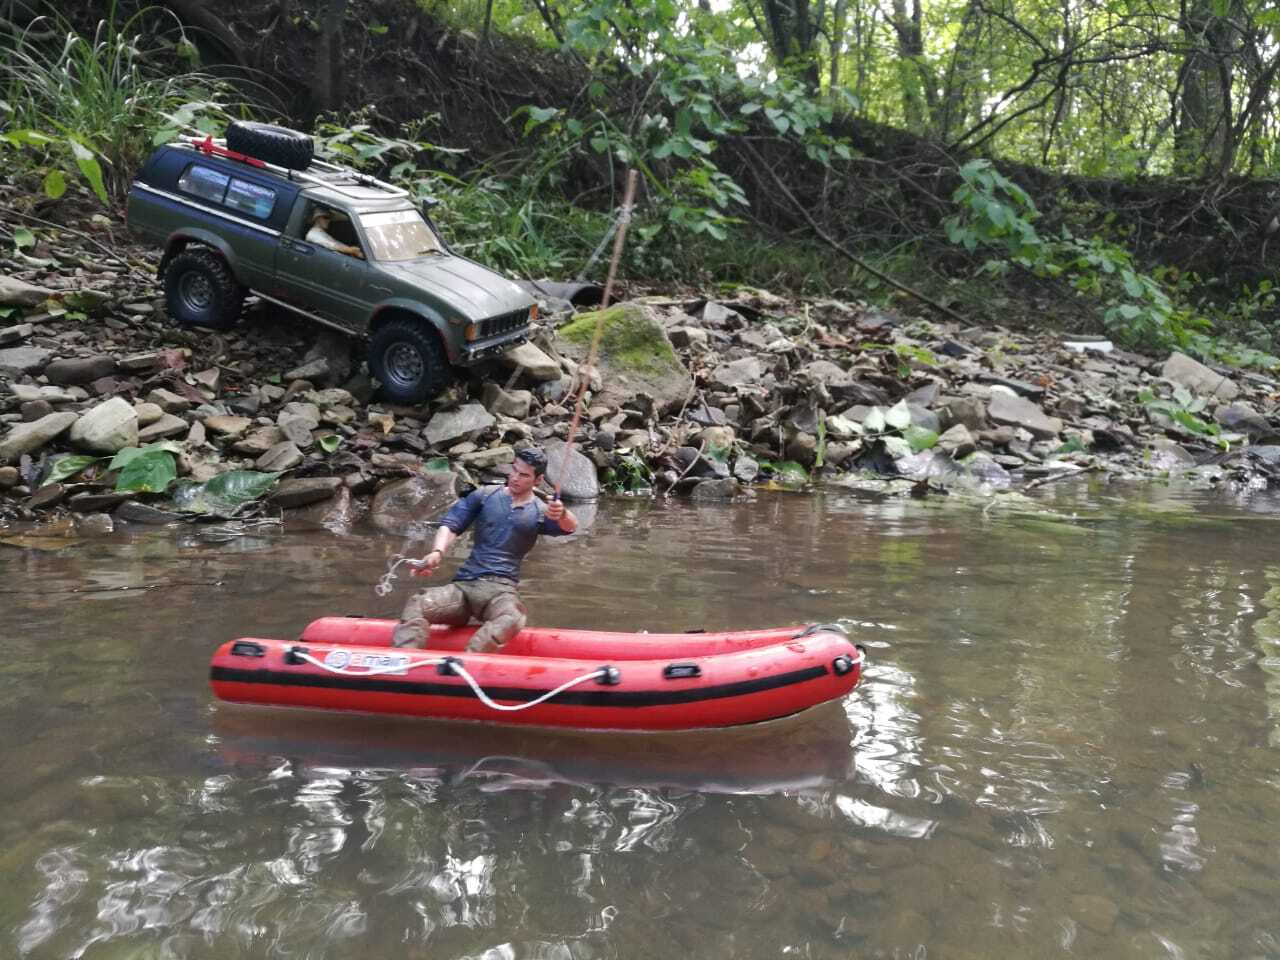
[315,0,347,116]
[1174,0,1234,175]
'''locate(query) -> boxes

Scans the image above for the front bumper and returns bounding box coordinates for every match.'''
[460,326,530,363]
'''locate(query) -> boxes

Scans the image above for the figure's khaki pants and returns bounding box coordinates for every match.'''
[392,577,527,652]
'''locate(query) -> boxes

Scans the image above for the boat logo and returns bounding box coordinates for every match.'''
[323,648,410,674]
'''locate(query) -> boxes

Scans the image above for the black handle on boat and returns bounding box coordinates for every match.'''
[663,663,701,680]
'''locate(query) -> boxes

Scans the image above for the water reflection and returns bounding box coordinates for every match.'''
[6,485,1280,958]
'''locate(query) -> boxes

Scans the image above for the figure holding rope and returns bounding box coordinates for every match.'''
[391,447,577,652]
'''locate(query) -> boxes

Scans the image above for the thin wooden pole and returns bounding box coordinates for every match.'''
[554,169,639,498]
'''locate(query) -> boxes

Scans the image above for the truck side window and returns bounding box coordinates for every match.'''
[177,164,229,204]
[225,178,277,219]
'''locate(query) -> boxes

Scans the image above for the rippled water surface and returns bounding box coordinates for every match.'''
[4,481,1280,959]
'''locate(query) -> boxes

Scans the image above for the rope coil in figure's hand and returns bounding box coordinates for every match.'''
[374,554,428,597]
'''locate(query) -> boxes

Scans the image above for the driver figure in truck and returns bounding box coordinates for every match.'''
[307,206,364,259]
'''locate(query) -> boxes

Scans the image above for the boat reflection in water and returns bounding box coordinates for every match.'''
[210,701,857,797]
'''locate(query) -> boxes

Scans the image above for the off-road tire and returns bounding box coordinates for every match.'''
[164,247,245,330]
[226,120,313,171]
[369,318,453,405]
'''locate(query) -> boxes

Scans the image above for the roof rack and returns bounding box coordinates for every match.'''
[177,135,409,200]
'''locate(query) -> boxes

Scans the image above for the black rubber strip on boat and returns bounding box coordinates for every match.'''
[209,664,830,707]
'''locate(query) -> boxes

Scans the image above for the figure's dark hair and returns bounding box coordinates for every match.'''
[514,447,548,476]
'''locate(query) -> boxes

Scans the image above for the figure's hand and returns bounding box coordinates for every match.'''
[546,499,565,523]
[411,550,442,577]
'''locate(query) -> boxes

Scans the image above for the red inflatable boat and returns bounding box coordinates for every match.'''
[210,617,865,731]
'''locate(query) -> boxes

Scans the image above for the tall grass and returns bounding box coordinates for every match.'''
[0,4,240,202]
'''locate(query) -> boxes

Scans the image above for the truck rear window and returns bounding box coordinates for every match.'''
[177,164,229,203]
[225,178,276,219]
[176,164,277,220]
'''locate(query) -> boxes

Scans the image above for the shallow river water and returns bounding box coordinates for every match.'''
[3,481,1280,959]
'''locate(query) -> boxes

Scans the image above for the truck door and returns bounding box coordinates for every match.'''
[272,201,372,334]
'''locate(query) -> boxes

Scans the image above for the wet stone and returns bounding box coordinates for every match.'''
[1162,351,1239,401]
[543,439,600,501]
[114,501,182,524]
[68,491,131,513]
[0,345,52,376]
[28,483,67,509]
[136,414,188,443]
[45,355,117,386]
[0,466,17,489]
[269,476,343,508]
[0,411,78,464]
[203,415,252,438]
[255,441,303,472]
[20,400,54,422]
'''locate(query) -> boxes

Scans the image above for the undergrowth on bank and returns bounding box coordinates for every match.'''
[2,12,1277,370]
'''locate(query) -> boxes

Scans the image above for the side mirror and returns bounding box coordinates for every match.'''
[420,197,441,216]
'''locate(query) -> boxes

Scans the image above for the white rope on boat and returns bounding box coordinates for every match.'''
[288,649,610,712]
[448,661,610,712]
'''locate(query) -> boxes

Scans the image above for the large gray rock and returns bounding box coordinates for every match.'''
[0,345,52,376]
[987,392,1062,439]
[69,397,138,454]
[554,302,694,414]
[1161,351,1239,400]
[369,471,461,536]
[502,342,561,382]
[0,411,78,464]
[542,439,600,501]
[0,275,54,307]
[424,403,496,447]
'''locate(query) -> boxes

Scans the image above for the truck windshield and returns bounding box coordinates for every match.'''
[357,210,445,261]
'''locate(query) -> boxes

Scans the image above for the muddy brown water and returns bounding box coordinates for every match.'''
[3,482,1280,959]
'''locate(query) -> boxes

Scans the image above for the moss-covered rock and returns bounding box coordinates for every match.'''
[554,302,692,413]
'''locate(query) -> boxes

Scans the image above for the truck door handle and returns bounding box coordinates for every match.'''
[282,239,313,254]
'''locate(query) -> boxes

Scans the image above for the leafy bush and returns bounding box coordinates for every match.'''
[0,6,239,202]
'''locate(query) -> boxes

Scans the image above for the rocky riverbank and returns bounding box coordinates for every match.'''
[3,214,1280,540]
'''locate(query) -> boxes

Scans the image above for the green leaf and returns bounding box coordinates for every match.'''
[43,455,103,485]
[114,448,178,493]
[13,227,35,250]
[423,457,450,472]
[318,434,341,453]
[67,138,108,204]
[904,426,939,453]
[169,470,281,516]
[109,441,184,471]
[772,461,809,487]
[42,170,66,200]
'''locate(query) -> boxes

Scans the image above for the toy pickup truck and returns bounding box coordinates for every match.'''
[126,121,536,404]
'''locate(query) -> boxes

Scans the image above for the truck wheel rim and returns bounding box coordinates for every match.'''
[180,273,213,311]
[385,343,424,386]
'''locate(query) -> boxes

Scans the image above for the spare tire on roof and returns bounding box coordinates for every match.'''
[226,120,313,171]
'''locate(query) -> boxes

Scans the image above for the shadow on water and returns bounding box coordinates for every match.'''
[210,701,857,797]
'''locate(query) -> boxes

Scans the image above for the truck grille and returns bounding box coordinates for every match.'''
[481,308,529,339]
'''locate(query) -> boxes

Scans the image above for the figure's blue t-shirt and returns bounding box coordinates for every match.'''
[442,487,570,583]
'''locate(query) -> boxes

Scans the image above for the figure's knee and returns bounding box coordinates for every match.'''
[392,617,427,649]
[467,605,525,653]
